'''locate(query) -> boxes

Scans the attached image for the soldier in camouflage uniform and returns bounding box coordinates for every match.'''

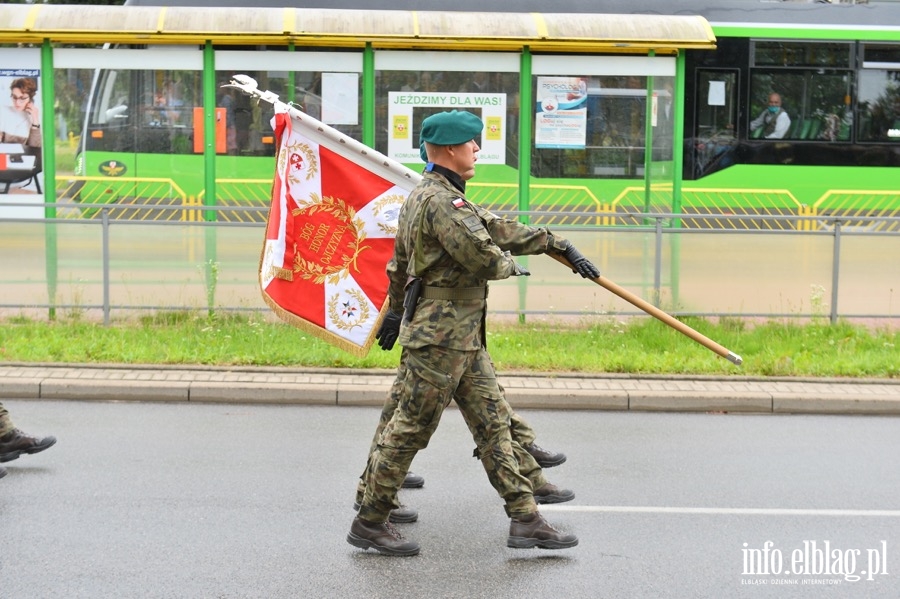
[347,110,600,556]
[0,401,57,480]
[352,359,575,524]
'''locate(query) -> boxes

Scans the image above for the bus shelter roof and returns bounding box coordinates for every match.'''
[0,4,715,53]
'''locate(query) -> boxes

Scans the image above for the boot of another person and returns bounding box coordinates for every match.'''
[402,471,425,488]
[507,512,578,550]
[352,501,418,523]
[534,482,575,505]
[0,429,57,463]
[523,443,566,468]
[0,465,7,479]
[347,516,420,556]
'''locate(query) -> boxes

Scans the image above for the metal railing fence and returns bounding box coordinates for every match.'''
[0,202,897,326]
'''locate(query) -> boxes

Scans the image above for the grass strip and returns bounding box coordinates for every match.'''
[1,313,896,378]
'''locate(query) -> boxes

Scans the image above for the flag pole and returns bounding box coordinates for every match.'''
[227,75,741,365]
[550,254,742,365]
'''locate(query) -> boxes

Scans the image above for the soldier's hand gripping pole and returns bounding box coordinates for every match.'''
[549,253,743,366]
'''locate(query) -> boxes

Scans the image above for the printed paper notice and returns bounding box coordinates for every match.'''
[708,81,726,107]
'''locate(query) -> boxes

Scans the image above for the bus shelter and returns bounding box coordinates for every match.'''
[0,3,715,221]
[0,3,714,320]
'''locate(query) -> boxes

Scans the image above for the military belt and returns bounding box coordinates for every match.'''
[421,286,488,301]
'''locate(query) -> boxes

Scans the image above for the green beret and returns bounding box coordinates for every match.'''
[419,110,483,162]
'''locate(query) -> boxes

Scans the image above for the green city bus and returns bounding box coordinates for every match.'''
[45,0,900,229]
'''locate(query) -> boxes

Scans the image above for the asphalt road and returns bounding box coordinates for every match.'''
[1,399,898,598]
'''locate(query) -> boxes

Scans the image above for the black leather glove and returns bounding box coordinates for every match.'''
[562,242,600,279]
[375,310,402,350]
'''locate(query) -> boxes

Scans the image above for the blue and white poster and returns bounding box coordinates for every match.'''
[535,76,588,149]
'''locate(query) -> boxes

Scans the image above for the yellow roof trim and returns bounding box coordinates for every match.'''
[23,4,40,32]
[283,7,294,36]
[156,6,166,34]
[531,12,548,40]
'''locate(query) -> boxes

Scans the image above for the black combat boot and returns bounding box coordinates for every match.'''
[507,512,578,550]
[523,443,566,468]
[347,516,421,556]
[0,429,57,463]
[402,471,425,488]
[534,482,575,504]
[352,502,419,523]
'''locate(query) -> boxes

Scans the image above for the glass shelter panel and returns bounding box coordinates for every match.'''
[531,55,676,181]
[56,48,204,203]
[215,50,364,154]
[211,50,363,215]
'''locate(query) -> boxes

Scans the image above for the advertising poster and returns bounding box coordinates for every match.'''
[535,76,588,149]
[387,91,506,164]
[0,48,43,219]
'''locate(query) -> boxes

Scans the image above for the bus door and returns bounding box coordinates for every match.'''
[692,69,739,178]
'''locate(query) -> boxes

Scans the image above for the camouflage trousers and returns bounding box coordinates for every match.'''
[355,355,545,505]
[0,402,12,435]
[356,345,538,523]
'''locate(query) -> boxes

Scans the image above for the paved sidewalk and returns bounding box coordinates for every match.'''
[1,363,899,415]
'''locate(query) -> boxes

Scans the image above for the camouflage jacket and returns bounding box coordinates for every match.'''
[389,170,568,350]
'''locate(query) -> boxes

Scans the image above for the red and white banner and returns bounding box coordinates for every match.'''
[260,106,419,356]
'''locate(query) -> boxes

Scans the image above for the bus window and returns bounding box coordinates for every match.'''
[858,69,900,142]
[858,43,900,143]
[143,70,199,154]
[749,41,853,142]
[89,69,131,128]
